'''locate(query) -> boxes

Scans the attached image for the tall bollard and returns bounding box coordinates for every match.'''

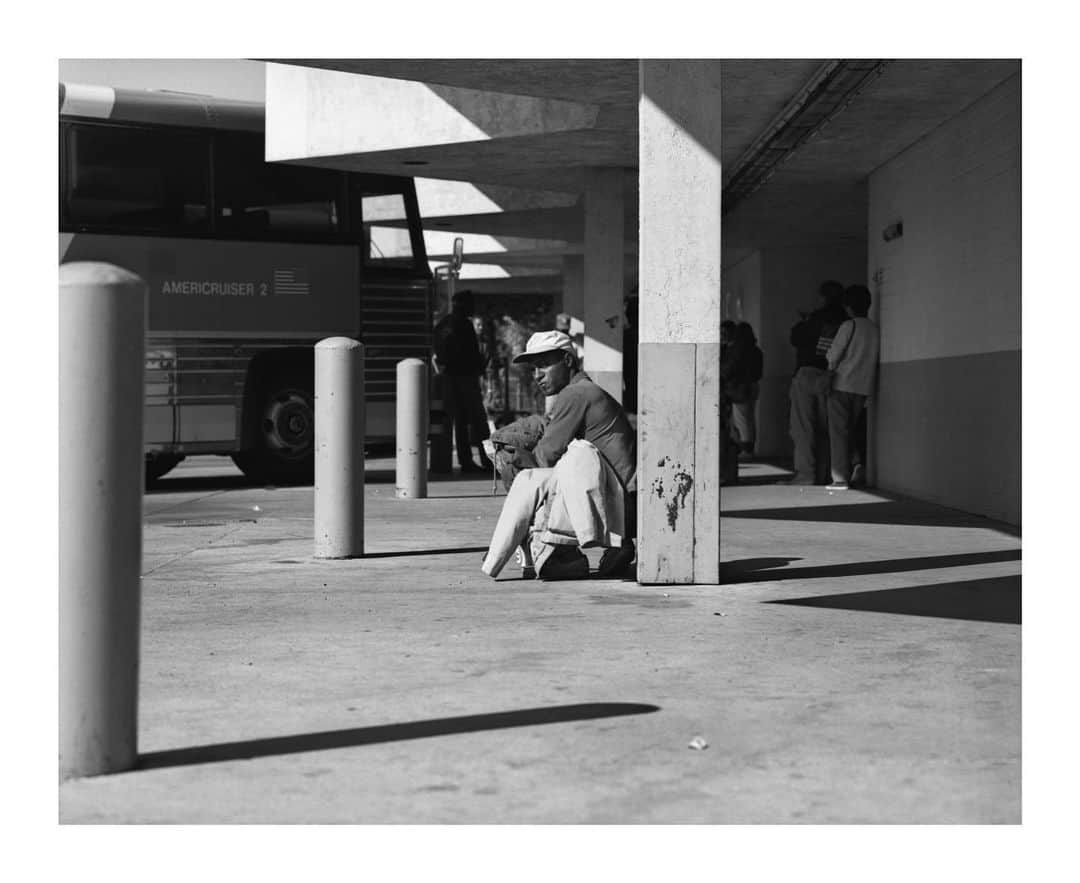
[314,338,365,558]
[59,262,146,780]
[396,358,428,499]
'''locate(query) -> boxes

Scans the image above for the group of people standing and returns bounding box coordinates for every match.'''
[788,280,879,490]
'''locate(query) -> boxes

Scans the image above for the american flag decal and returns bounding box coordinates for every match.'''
[273,268,311,296]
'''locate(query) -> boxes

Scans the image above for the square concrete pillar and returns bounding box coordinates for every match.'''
[637,61,723,585]
[560,254,586,350]
[583,168,625,402]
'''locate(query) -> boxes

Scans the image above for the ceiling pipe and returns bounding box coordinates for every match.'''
[722,60,889,215]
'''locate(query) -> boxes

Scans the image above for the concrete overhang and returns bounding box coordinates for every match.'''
[722,59,1020,250]
[265,59,1020,270]
[265,62,632,194]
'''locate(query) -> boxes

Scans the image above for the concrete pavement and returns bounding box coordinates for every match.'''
[59,457,1020,823]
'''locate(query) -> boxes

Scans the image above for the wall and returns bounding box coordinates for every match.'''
[868,74,1020,525]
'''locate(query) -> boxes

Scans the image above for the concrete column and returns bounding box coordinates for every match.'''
[583,168,625,401]
[60,262,146,779]
[395,358,428,499]
[638,61,723,585]
[314,338,365,558]
[560,254,585,344]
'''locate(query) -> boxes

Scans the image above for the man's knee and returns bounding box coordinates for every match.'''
[509,467,553,496]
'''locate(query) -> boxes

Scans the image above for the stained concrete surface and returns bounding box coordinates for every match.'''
[60,457,1020,823]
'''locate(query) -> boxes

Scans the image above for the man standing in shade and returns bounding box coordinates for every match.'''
[433,290,493,474]
[788,280,850,484]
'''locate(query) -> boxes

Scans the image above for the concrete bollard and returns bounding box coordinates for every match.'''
[59,262,146,780]
[396,358,428,499]
[314,338,365,558]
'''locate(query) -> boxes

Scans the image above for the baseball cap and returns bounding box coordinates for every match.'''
[511,330,576,364]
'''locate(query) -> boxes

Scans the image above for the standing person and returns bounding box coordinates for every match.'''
[433,290,493,474]
[826,284,880,490]
[719,321,739,484]
[482,330,637,580]
[622,295,639,416]
[729,322,764,459]
[787,281,849,484]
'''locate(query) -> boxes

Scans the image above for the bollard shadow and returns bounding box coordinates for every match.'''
[137,702,661,770]
[359,545,489,559]
[147,468,480,493]
[365,469,472,485]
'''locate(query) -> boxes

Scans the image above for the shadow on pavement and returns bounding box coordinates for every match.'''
[137,702,661,770]
[720,549,1021,584]
[147,468,487,494]
[766,574,1020,624]
[721,500,1020,535]
[726,474,795,487]
[360,545,490,559]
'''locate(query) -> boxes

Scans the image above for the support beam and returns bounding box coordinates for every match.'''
[583,167,625,402]
[561,254,585,347]
[637,61,723,585]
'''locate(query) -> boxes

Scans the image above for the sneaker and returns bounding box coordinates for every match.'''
[850,464,866,488]
[596,542,636,579]
[538,547,590,581]
[826,480,849,491]
[514,547,536,580]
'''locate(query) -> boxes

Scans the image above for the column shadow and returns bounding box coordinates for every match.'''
[137,702,661,770]
[720,549,1020,584]
[766,574,1020,624]
[721,500,1020,535]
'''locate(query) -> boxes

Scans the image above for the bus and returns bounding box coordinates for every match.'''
[59,82,434,483]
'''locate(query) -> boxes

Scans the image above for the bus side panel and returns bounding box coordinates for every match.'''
[61,234,359,336]
[61,233,360,454]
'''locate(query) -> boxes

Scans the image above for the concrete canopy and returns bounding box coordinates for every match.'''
[266,59,1019,281]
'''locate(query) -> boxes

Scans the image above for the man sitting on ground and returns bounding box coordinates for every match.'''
[481,331,637,581]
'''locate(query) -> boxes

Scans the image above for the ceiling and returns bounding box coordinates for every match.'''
[273,59,1020,276]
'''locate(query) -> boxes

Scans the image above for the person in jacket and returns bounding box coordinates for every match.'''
[725,322,764,458]
[481,330,637,581]
[826,284,880,490]
[433,290,493,473]
[788,281,850,484]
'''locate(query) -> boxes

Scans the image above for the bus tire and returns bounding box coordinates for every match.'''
[145,453,184,484]
[233,377,315,484]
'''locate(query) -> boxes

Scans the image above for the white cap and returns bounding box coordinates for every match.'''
[511,330,576,364]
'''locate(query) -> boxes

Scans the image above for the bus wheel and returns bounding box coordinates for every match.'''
[234,382,315,484]
[145,453,184,484]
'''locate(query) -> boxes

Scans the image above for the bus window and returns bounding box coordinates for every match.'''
[64,124,210,232]
[357,189,416,268]
[214,134,345,241]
